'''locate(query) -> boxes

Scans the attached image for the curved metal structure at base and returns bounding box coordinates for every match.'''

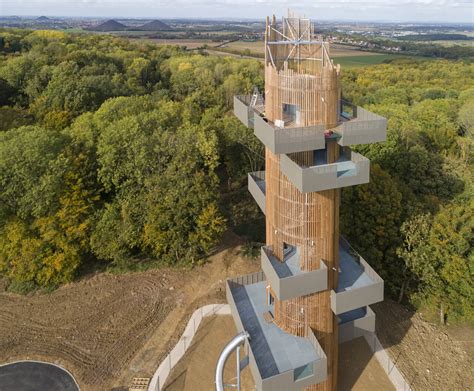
[215,331,249,391]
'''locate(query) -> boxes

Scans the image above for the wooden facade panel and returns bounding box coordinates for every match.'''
[263,14,345,391]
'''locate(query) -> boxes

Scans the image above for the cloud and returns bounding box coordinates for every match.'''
[4,0,473,6]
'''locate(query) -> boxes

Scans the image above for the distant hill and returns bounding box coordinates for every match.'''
[37,16,50,21]
[137,20,172,31]
[92,19,127,32]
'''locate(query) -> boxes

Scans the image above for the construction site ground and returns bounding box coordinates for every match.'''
[163,315,395,391]
[0,233,472,391]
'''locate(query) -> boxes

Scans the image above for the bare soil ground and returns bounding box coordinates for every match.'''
[163,315,255,391]
[0,268,179,390]
[164,315,394,391]
[0,233,259,391]
[0,235,472,391]
[373,300,474,391]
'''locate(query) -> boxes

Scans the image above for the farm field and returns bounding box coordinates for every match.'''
[427,40,474,47]
[117,36,419,68]
[206,49,412,69]
[217,40,381,57]
[137,38,214,49]
[333,54,405,68]
[194,39,414,67]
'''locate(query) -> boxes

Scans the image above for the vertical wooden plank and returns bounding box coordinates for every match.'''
[262,17,342,391]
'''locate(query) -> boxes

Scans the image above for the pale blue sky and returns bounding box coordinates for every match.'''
[1,0,473,23]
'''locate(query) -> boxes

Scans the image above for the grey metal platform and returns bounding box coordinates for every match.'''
[248,171,266,214]
[227,272,328,390]
[338,240,374,293]
[265,246,300,279]
[261,246,328,301]
[337,307,367,324]
[331,239,384,315]
[229,280,320,379]
[262,238,376,297]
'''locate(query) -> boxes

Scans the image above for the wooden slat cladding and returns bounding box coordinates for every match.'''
[263,14,342,391]
[266,145,340,274]
[265,147,340,391]
[264,66,340,129]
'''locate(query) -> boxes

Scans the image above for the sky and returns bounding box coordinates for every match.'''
[1,0,473,23]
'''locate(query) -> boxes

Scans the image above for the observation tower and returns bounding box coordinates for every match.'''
[222,12,387,391]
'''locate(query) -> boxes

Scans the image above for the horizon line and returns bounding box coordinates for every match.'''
[2,15,474,26]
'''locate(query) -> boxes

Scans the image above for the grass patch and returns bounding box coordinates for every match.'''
[332,54,402,68]
[7,280,38,295]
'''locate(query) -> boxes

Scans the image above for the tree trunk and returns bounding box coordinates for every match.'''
[440,303,445,325]
[398,279,407,304]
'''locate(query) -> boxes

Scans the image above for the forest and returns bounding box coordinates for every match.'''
[0,29,472,325]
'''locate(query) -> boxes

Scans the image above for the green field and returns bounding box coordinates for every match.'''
[332,54,410,68]
[211,40,421,68]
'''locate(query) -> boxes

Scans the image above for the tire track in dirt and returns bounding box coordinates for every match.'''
[0,270,184,391]
[0,236,261,391]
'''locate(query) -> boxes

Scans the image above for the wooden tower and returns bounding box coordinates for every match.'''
[226,10,387,391]
[264,13,341,391]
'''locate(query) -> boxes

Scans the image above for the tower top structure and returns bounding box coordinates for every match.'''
[265,11,337,75]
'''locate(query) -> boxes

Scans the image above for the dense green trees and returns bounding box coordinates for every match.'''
[0,29,472,324]
[397,203,473,323]
[341,164,403,293]
[0,126,98,287]
[342,60,473,322]
[0,30,261,290]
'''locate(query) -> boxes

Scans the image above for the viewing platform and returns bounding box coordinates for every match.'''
[336,101,387,146]
[234,95,386,154]
[331,238,384,315]
[226,271,328,391]
[261,246,328,301]
[280,148,370,193]
[248,171,266,214]
[338,306,377,344]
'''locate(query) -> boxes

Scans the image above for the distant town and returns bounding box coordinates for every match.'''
[1,15,472,61]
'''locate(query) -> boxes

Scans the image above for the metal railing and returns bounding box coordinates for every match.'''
[249,170,265,182]
[148,304,231,391]
[340,100,358,120]
[228,271,265,286]
[340,236,383,284]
